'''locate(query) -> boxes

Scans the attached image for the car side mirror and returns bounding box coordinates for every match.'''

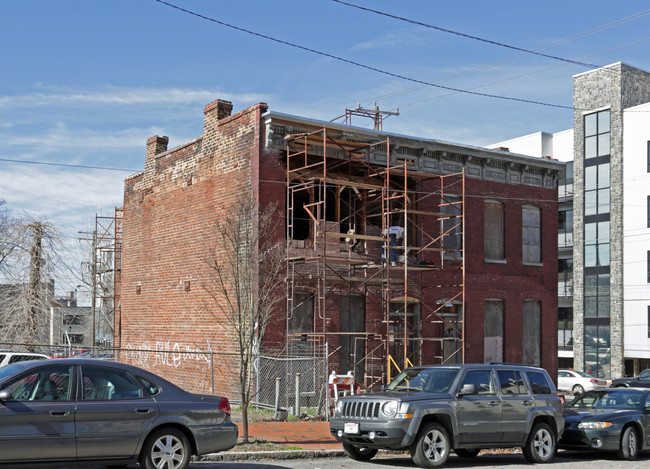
[458,384,477,397]
[0,390,12,401]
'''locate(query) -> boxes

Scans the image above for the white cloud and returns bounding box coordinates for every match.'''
[351,28,429,51]
[0,85,269,110]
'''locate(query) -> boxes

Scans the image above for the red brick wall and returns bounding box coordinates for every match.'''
[120,100,559,395]
[120,100,268,395]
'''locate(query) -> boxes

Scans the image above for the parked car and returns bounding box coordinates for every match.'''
[0,358,237,468]
[557,369,607,394]
[609,369,650,388]
[0,352,49,367]
[330,363,564,468]
[560,388,650,460]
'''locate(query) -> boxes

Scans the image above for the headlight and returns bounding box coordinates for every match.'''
[382,400,398,418]
[335,400,344,415]
[578,421,613,429]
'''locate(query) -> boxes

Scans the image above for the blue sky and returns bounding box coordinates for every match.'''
[1,0,650,293]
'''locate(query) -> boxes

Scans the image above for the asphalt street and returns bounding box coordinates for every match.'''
[6,451,650,469]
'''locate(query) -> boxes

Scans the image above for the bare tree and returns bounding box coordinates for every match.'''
[0,199,20,272]
[205,193,285,442]
[0,211,58,351]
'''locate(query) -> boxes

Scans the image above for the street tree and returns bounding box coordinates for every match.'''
[205,193,285,442]
[0,208,59,351]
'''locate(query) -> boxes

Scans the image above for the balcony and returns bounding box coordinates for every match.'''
[559,180,573,200]
[558,231,573,249]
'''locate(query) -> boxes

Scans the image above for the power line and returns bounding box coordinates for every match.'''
[331,0,606,70]
[152,0,572,110]
[0,158,138,173]
[354,7,650,110]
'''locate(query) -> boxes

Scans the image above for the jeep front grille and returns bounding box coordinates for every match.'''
[341,400,381,419]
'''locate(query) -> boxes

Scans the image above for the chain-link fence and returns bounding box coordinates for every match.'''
[0,341,335,419]
[253,344,328,418]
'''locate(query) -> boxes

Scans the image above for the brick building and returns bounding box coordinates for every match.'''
[118,99,563,395]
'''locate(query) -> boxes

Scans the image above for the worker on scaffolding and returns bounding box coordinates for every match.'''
[383,226,405,266]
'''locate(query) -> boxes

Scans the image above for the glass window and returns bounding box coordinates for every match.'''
[585,166,597,190]
[484,202,504,261]
[584,110,610,160]
[598,163,610,186]
[522,206,541,263]
[598,111,610,133]
[460,370,495,395]
[585,222,610,267]
[81,366,144,400]
[648,251,650,283]
[648,306,650,339]
[598,133,610,156]
[585,114,597,137]
[498,370,527,395]
[647,141,650,172]
[1,365,72,401]
[584,324,611,379]
[527,371,552,395]
[647,195,650,228]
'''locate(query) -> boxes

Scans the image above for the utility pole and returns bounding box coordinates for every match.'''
[26,222,44,352]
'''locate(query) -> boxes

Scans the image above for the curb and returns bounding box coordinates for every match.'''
[199,449,345,462]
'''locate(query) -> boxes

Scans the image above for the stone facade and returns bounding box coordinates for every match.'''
[572,63,650,378]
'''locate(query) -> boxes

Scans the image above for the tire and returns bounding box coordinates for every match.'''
[572,384,584,395]
[341,442,378,461]
[139,427,191,469]
[410,422,450,468]
[454,448,480,458]
[617,426,639,461]
[522,422,556,463]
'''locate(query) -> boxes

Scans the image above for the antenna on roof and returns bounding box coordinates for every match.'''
[331,102,399,131]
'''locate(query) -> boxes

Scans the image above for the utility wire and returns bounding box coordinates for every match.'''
[331,0,606,70]
[153,0,571,110]
[353,6,650,109]
[0,158,138,172]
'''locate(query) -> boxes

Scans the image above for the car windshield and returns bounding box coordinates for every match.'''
[574,371,594,378]
[566,390,643,409]
[386,367,459,393]
[638,369,650,379]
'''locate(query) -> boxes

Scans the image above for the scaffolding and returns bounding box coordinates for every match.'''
[92,208,122,347]
[285,127,465,390]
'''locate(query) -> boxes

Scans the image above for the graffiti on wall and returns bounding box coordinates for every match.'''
[125,341,210,368]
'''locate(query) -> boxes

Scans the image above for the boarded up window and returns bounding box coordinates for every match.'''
[484,202,504,260]
[441,195,462,255]
[484,300,504,363]
[522,206,541,263]
[339,293,366,379]
[289,292,314,353]
[522,300,541,366]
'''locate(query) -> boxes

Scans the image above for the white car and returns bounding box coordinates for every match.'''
[0,352,49,368]
[558,369,607,394]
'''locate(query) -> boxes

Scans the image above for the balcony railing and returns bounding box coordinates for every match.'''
[558,231,573,248]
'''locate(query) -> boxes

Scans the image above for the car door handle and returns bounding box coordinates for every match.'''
[489,400,501,406]
[522,400,533,406]
[136,408,153,414]
[50,410,70,417]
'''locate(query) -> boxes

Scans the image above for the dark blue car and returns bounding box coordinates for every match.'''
[559,388,650,460]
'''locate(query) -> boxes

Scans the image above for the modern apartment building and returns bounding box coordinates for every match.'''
[491,62,650,378]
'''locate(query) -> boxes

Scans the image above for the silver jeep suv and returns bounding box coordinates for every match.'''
[330,363,564,468]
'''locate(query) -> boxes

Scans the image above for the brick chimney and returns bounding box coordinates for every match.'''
[204,99,233,121]
[145,135,169,173]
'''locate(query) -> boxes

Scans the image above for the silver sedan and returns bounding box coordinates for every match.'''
[0,358,237,469]
[558,369,607,394]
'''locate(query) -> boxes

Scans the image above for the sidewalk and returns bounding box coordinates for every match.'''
[248,421,339,450]
[201,420,345,462]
